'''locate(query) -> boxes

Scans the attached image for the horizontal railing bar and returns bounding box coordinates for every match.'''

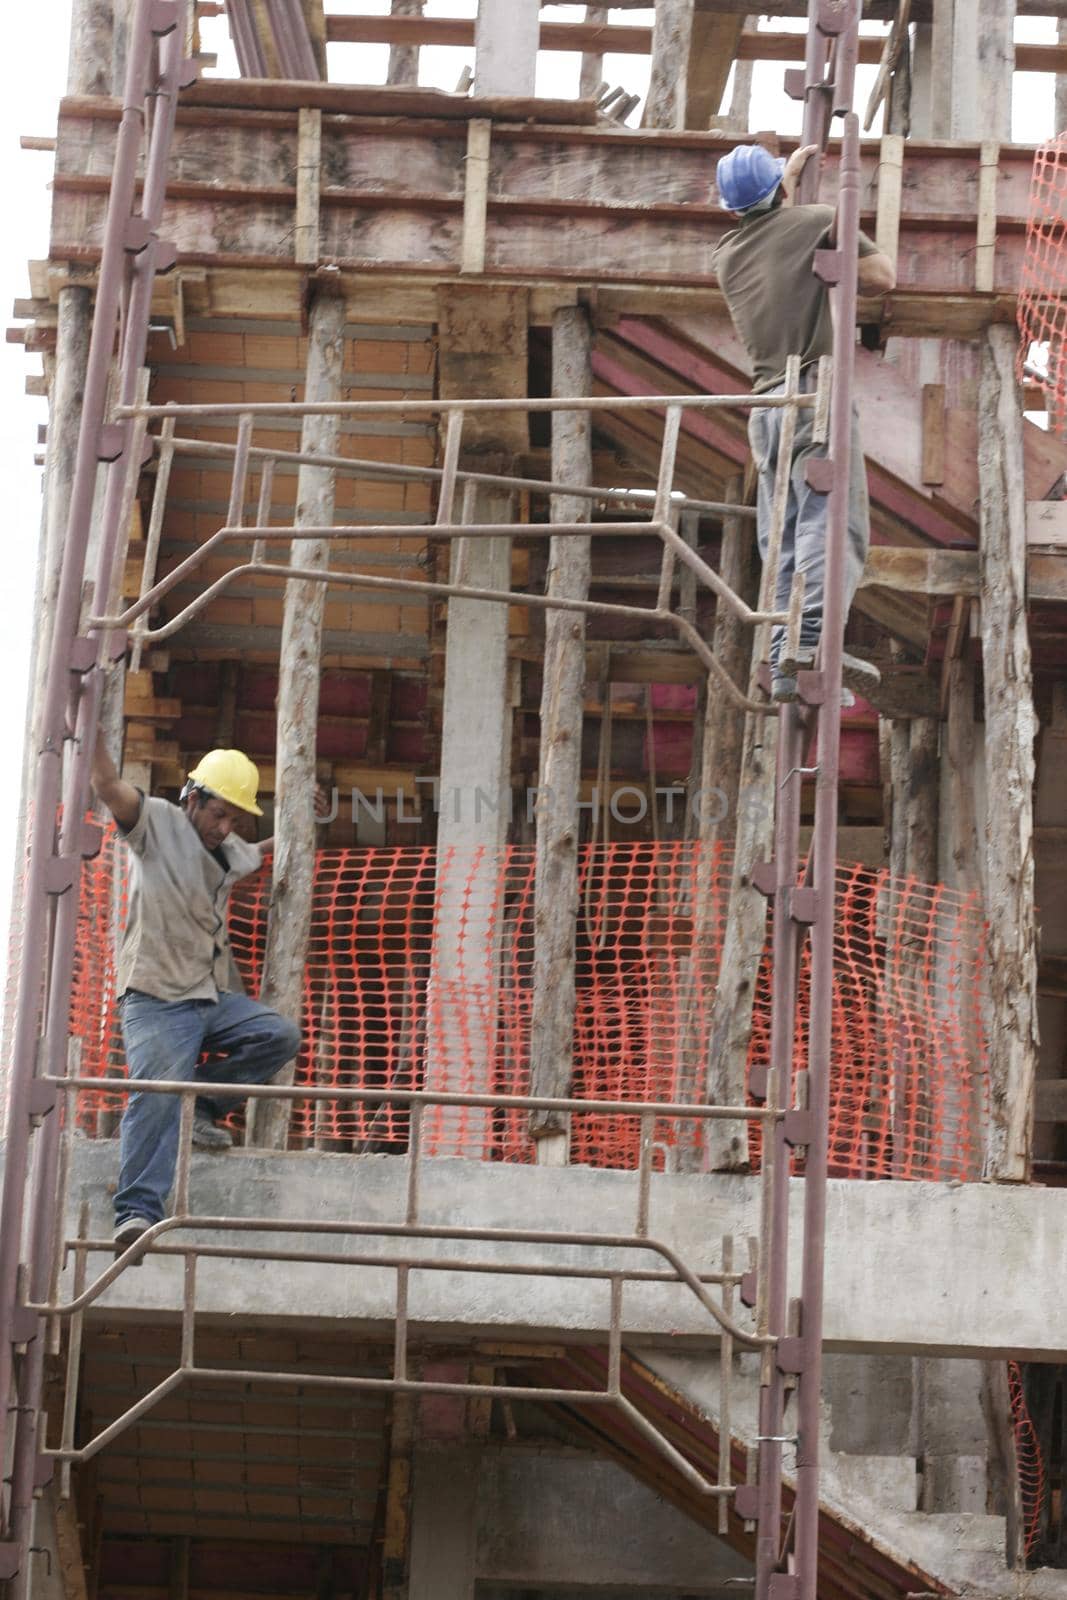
[45,1365,734,1493]
[116,392,816,421]
[48,1075,776,1120]
[165,434,758,520]
[42,1214,767,1347]
[63,1237,746,1289]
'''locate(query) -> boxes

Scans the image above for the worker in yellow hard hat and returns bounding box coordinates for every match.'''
[90,738,312,1253]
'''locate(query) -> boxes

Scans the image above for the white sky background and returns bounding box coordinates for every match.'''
[0,3,1060,993]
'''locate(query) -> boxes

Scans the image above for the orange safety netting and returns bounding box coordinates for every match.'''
[1017,133,1067,431]
[64,833,989,1179]
[1008,1360,1047,1562]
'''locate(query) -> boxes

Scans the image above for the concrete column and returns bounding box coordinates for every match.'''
[428,285,526,1154]
[408,1445,478,1600]
[473,0,538,97]
[429,487,513,1153]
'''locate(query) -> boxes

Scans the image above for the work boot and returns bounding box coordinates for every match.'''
[772,672,854,710]
[778,644,880,700]
[113,1216,153,1263]
[192,1108,234,1151]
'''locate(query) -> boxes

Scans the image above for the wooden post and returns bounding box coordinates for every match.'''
[951,0,1014,140]
[473,0,538,97]
[928,0,954,139]
[66,0,114,96]
[723,17,756,132]
[294,109,322,267]
[678,488,757,1170]
[248,287,346,1149]
[980,1363,1024,1570]
[1058,19,1067,133]
[580,5,609,101]
[686,11,745,131]
[977,324,1039,1183]
[528,305,593,1165]
[904,718,940,885]
[702,706,775,1170]
[944,649,980,896]
[643,0,693,129]
[386,0,425,87]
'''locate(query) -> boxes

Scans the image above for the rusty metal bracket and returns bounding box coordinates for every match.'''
[154,238,179,275]
[813,246,842,287]
[776,1337,807,1376]
[750,861,777,898]
[9,1306,39,1347]
[27,1079,57,1121]
[787,888,818,925]
[803,457,834,495]
[783,1111,813,1149]
[148,0,179,35]
[124,218,154,256]
[67,638,97,675]
[43,859,78,898]
[734,1483,760,1520]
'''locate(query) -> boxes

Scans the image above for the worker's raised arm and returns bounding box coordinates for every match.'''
[858,251,896,295]
[90,734,142,831]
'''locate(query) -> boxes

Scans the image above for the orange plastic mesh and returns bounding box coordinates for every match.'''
[1008,1361,1046,1561]
[63,832,989,1179]
[1017,133,1067,431]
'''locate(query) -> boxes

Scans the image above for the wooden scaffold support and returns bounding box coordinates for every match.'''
[528,303,594,1166]
[249,285,346,1149]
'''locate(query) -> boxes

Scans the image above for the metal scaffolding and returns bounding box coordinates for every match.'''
[0,1,867,1596]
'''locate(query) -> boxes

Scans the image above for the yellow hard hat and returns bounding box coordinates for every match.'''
[185,749,263,817]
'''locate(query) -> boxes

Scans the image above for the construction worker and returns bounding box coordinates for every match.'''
[90,743,303,1250]
[713,142,897,702]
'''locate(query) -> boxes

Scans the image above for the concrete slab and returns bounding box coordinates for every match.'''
[43,1141,1067,1360]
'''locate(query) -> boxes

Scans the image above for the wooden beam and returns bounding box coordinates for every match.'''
[293,108,321,267]
[920,383,945,487]
[248,286,346,1150]
[67,0,114,96]
[977,324,1039,1183]
[685,12,745,130]
[975,141,1000,294]
[528,304,594,1160]
[874,132,904,264]
[460,120,491,276]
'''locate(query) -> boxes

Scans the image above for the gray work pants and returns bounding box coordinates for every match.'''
[748,379,870,670]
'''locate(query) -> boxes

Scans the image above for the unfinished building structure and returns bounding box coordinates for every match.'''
[2,0,1067,1596]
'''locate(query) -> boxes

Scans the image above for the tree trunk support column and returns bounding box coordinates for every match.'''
[977,324,1038,1182]
[528,305,593,1166]
[387,0,425,86]
[249,286,346,1149]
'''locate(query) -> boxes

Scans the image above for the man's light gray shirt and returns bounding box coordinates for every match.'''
[116,797,264,1002]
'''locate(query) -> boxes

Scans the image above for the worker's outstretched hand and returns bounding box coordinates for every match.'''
[781,143,819,201]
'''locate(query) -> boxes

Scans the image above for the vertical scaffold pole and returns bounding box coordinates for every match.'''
[0,2,190,1571]
[793,101,862,1600]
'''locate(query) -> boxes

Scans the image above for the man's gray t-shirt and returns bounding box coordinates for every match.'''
[116,797,264,1002]
[713,202,878,393]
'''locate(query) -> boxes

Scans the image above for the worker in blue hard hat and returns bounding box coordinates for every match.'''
[91,738,312,1253]
[713,142,897,703]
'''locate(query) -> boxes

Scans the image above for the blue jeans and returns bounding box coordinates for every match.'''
[749,382,870,672]
[115,990,301,1226]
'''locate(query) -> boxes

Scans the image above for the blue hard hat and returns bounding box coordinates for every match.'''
[716,145,787,212]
